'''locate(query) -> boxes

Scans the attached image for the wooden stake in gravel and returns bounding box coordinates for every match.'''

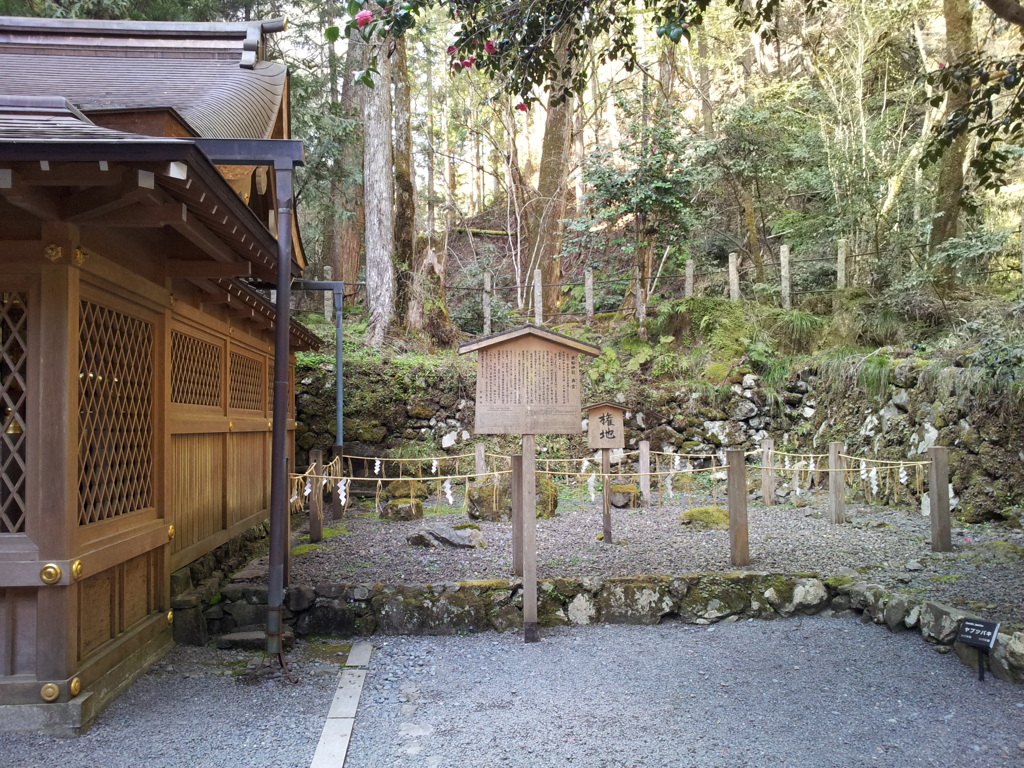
[727,449,749,567]
[639,440,651,506]
[829,442,846,524]
[761,438,775,506]
[310,449,323,543]
[929,446,951,552]
[522,435,539,642]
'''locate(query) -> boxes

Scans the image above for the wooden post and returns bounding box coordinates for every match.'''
[483,271,492,336]
[639,440,651,506]
[685,259,695,298]
[533,268,543,325]
[601,447,612,544]
[761,438,775,506]
[585,268,594,319]
[780,244,791,310]
[331,444,345,520]
[929,446,951,552]
[309,450,324,542]
[728,252,740,301]
[828,442,846,524]
[727,449,749,566]
[323,266,333,322]
[511,454,523,577]
[475,442,486,479]
[522,435,539,642]
[634,265,647,325]
[1020,211,1024,291]
[837,238,848,290]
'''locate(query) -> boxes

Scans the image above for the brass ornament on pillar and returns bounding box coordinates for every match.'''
[40,563,62,585]
[43,243,63,262]
[71,560,83,580]
[70,678,82,697]
[166,610,174,625]
[40,683,60,702]
[167,524,175,541]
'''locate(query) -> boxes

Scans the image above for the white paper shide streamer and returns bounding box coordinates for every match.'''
[337,478,349,506]
[303,479,312,497]
[587,472,597,501]
[870,466,879,496]
[431,459,439,475]
[442,478,454,505]
[898,464,908,486]
[374,459,381,476]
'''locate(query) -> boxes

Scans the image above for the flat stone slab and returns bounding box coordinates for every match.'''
[214,628,294,651]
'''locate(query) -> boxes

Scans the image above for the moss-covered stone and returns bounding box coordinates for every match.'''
[679,506,729,529]
[379,498,423,521]
[596,576,675,625]
[467,473,559,521]
[383,479,430,500]
[609,483,639,509]
[677,575,750,624]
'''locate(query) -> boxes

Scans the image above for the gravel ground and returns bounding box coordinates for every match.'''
[0,642,341,768]
[288,493,1024,630]
[346,618,1024,768]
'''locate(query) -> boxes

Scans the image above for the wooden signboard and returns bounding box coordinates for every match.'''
[460,325,599,435]
[586,401,626,450]
[459,325,599,643]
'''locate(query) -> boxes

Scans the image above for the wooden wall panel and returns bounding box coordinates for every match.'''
[121,552,152,631]
[226,432,267,527]
[169,433,225,555]
[0,588,36,677]
[78,569,114,659]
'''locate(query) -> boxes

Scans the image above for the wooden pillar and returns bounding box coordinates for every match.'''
[522,435,539,642]
[828,442,846,524]
[475,442,486,479]
[483,271,492,336]
[685,259,695,299]
[727,449,749,567]
[837,238,848,290]
[761,438,775,506]
[1020,211,1024,291]
[533,269,543,325]
[322,266,333,322]
[601,447,612,544]
[728,252,740,301]
[634,265,647,325]
[929,446,951,552]
[584,269,594,320]
[779,244,791,310]
[309,449,323,542]
[511,454,523,577]
[638,440,651,505]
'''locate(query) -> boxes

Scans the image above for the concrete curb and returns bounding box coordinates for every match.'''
[309,641,372,768]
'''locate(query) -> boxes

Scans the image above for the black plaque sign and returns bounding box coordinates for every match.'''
[957,618,1000,650]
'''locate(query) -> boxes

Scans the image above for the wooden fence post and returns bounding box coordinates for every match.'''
[761,437,775,506]
[728,252,740,301]
[685,259,695,299]
[309,449,323,543]
[929,446,951,552]
[483,271,492,336]
[511,454,524,577]
[634,265,647,325]
[639,440,651,505]
[828,442,846,524]
[837,238,848,290]
[585,269,594,320]
[780,244,791,310]
[533,268,543,325]
[323,266,333,322]
[475,442,486,479]
[727,449,749,566]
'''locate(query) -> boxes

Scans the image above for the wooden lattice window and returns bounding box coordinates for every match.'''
[229,352,263,410]
[78,301,154,525]
[1,292,28,534]
[171,331,222,407]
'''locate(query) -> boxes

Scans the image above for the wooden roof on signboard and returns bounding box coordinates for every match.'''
[0,15,287,140]
[584,401,627,414]
[458,324,601,356]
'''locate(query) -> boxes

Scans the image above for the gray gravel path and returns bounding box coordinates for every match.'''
[347,617,1024,768]
[0,644,339,768]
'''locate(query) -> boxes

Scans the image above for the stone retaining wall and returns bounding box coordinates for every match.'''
[172,571,1024,684]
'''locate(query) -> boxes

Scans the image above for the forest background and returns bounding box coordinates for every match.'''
[5,0,1024,388]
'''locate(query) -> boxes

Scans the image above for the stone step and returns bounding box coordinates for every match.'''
[214,625,294,651]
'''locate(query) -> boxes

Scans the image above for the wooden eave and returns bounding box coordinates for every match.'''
[0,140,299,281]
[583,401,627,414]
[458,323,601,356]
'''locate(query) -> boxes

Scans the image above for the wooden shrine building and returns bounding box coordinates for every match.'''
[0,16,316,732]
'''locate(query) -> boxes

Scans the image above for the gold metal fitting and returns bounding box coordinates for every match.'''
[40,683,60,702]
[70,678,82,697]
[73,247,86,266]
[43,244,63,262]
[167,524,175,541]
[71,560,83,580]
[166,610,174,625]
[228,421,234,431]
[40,563,62,585]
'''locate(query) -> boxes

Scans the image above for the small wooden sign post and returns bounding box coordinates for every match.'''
[459,325,599,643]
[585,402,626,544]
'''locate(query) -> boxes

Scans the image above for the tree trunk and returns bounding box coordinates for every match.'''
[363,32,395,348]
[393,36,415,326]
[337,31,367,305]
[929,0,974,292]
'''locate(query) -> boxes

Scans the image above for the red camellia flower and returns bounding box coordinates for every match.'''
[484,39,497,54]
[446,44,457,54]
[462,55,476,67]
[354,9,373,27]
[515,101,529,112]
